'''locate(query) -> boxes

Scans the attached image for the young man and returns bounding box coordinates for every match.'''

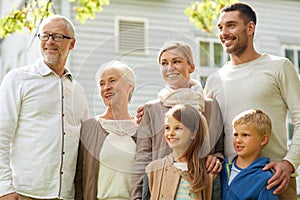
[0,15,89,199]
[221,109,278,200]
[204,2,300,199]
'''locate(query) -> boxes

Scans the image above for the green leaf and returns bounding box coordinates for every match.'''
[185,0,239,34]
[0,0,110,38]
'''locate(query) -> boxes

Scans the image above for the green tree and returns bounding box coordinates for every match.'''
[185,0,238,34]
[0,0,109,38]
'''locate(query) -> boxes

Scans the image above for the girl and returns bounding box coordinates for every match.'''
[145,104,215,200]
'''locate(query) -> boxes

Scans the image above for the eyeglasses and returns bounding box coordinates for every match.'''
[37,33,73,42]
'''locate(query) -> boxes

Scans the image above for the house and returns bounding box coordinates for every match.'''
[1,0,300,193]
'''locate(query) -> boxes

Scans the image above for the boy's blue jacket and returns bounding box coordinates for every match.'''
[220,156,279,200]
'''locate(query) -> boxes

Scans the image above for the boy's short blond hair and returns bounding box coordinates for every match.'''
[232,109,272,137]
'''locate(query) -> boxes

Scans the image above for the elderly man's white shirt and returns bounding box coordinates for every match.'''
[0,58,89,199]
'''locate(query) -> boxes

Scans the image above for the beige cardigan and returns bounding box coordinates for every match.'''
[74,117,136,200]
[146,154,214,200]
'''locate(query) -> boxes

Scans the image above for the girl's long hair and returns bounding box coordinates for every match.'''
[167,104,210,193]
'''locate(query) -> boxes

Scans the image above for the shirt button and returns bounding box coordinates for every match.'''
[60,171,63,175]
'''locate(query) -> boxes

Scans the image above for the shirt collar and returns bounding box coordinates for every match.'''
[37,58,73,81]
[63,68,73,81]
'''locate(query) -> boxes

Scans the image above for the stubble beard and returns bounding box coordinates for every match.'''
[43,53,59,66]
[226,30,249,57]
[227,43,247,57]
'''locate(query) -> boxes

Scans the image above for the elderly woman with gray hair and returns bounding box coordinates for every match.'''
[131,41,224,200]
[75,60,137,200]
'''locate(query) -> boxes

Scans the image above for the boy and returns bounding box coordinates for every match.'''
[221,109,278,200]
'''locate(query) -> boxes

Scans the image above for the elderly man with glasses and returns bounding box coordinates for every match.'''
[0,15,89,200]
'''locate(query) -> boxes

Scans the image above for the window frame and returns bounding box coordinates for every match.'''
[196,37,227,68]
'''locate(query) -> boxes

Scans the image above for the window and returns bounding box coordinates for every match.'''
[197,38,228,87]
[282,45,300,73]
[198,38,227,68]
[115,16,148,55]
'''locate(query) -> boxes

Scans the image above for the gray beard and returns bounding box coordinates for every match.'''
[43,55,59,66]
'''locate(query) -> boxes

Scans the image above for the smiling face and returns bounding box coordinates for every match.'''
[99,68,132,107]
[233,124,267,161]
[217,10,253,56]
[39,19,75,72]
[160,49,194,90]
[164,115,195,156]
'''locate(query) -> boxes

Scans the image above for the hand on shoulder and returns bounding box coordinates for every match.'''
[263,160,294,195]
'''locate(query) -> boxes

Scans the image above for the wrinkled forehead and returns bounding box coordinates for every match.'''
[39,18,74,37]
[99,68,121,79]
[40,19,65,32]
